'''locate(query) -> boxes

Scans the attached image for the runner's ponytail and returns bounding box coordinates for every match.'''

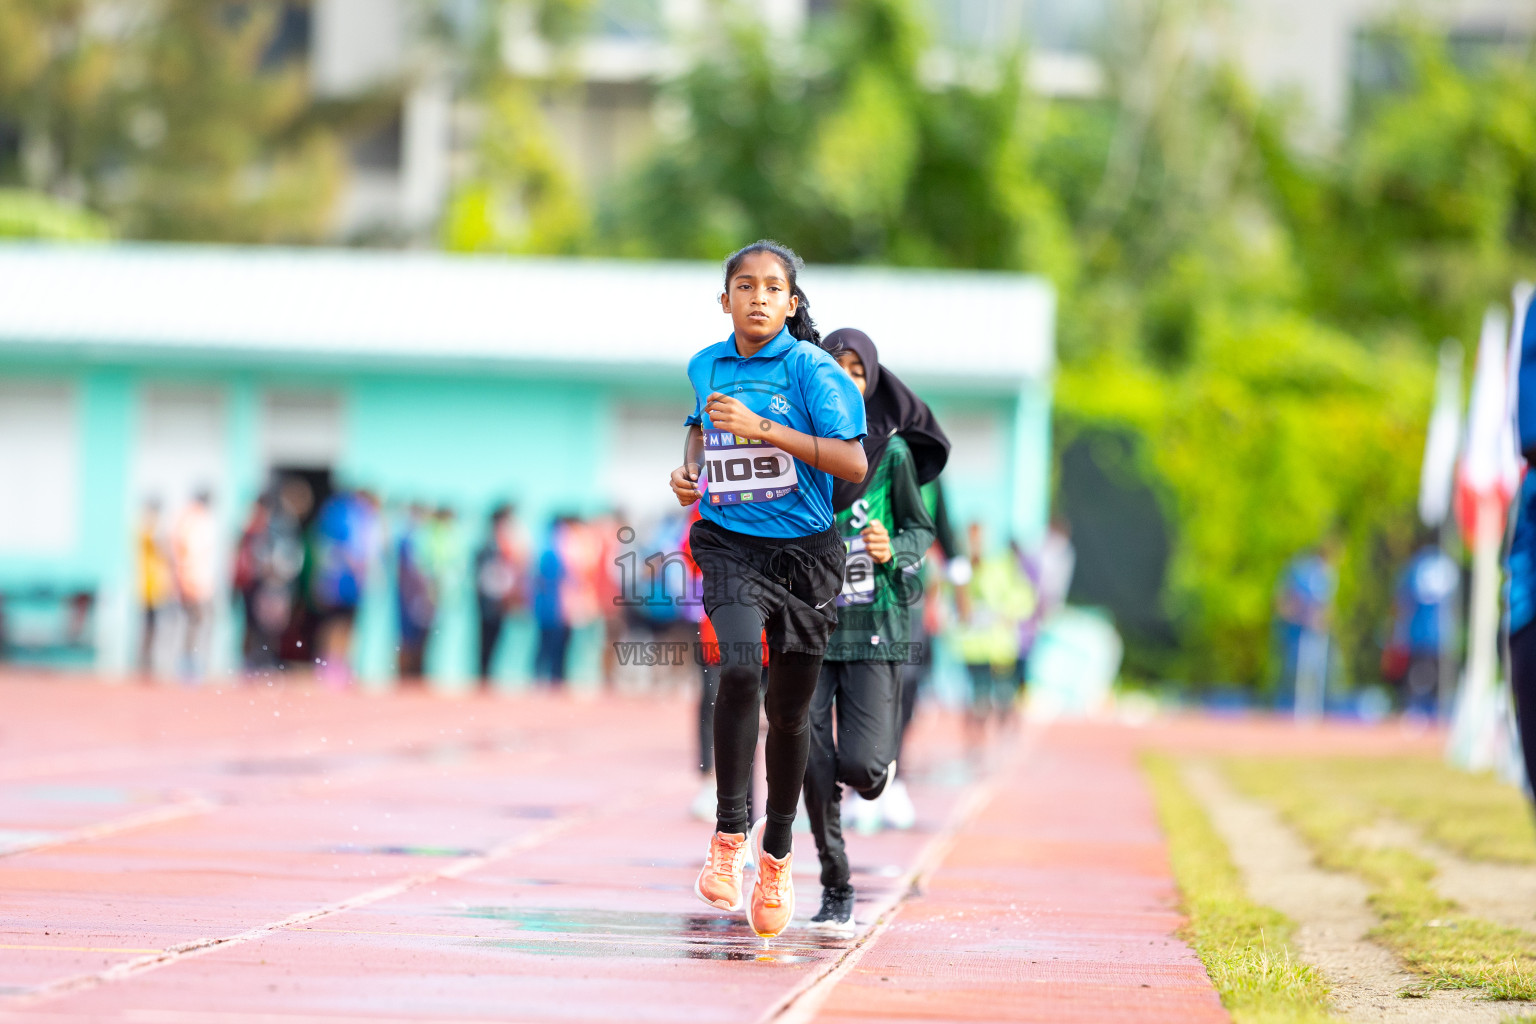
[786,283,820,345]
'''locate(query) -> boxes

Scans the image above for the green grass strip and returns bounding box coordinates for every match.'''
[1274,754,1536,865]
[1225,756,1536,1000]
[1144,754,1342,1023]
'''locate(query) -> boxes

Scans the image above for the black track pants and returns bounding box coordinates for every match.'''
[804,660,900,890]
[1510,623,1536,794]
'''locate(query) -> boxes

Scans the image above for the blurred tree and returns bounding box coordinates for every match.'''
[441,77,589,253]
[1057,315,1431,688]
[119,1,344,242]
[0,187,109,239]
[0,0,132,201]
[578,0,1474,689]
[438,0,592,253]
[1041,19,1536,688]
[1266,28,1536,345]
[596,0,1075,279]
[0,1,356,242]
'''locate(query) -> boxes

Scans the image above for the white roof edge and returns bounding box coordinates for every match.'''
[0,242,1055,383]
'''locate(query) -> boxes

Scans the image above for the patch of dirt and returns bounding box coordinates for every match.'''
[1353,819,1536,935]
[1181,762,1536,1023]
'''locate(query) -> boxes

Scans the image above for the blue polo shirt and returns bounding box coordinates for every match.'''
[685,327,866,538]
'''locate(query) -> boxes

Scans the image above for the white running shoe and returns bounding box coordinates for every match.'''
[808,885,857,936]
[690,779,716,823]
[851,792,883,836]
[882,779,916,830]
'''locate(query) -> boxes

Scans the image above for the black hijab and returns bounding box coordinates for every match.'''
[822,328,950,512]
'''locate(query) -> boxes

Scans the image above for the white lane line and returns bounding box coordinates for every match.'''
[0,796,220,858]
[756,724,1041,1024]
[6,771,683,1012]
[119,1010,510,1024]
[6,807,597,1010]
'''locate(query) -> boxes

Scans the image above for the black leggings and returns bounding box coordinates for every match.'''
[711,601,822,857]
[698,662,718,774]
[696,660,768,775]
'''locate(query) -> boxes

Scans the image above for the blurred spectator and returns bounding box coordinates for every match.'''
[883,481,965,830]
[533,516,574,685]
[562,515,603,638]
[1385,539,1459,717]
[895,482,963,768]
[136,498,173,678]
[233,485,306,675]
[669,504,719,819]
[537,513,604,686]
[1009,538,1047,697]
[1274,538,1340,713]
[1036,516,1076,616]
[312,488,380,688]
[474,503,530,687]
[426,505,463,676]
[954,521,1037,742]
[593,510,626,689]
[172,490,217,682]
[395,503,436,682]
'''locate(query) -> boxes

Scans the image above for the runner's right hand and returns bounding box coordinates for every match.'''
[670,463,702,505]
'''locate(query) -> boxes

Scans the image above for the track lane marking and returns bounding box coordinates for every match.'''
[0,729,559,860]
[0,796,219,859]
[4,779,681,1010]
[756,723,1041,1024]
[0,945,162,954]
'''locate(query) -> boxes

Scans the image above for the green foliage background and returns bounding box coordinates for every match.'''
[8,0,1536,686]
[0,0,382,243]
[566,0,1532,687]
[576,0,1536,688]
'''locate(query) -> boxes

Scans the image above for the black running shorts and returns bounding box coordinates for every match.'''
[689,517,845,657]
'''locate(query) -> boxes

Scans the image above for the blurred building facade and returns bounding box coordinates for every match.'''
[0,244,1054,685]
[1223,0,1535,139]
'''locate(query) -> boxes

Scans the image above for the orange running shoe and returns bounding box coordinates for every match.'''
[748,817,795,938]
[694,829,748,912]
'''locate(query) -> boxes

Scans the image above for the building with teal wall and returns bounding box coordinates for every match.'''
[0,243,1054,689]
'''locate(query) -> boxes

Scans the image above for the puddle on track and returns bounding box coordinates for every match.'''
[327,844,486,858]
[453,906,851,964]
[0,829,60,853]
[223,757,329,776]
[503,805,561,819]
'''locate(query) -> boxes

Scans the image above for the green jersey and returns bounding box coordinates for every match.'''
[826,435,937,662]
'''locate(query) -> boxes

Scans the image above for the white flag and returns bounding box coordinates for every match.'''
[1419,339,1462,527]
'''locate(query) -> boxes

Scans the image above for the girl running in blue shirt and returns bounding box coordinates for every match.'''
[670,240,867,940]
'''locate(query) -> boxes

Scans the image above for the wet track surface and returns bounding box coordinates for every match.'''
[0,675,1230,1023]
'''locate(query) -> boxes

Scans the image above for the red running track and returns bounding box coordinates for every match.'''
[0,674,1421,1023]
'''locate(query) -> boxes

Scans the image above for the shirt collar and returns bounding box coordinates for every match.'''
[721,326,796,361]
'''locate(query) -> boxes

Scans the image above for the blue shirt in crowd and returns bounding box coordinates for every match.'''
[685,326,866,538]
[1394,545,1457,654]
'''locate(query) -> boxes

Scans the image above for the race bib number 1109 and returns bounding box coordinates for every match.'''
[702,429,800,505]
